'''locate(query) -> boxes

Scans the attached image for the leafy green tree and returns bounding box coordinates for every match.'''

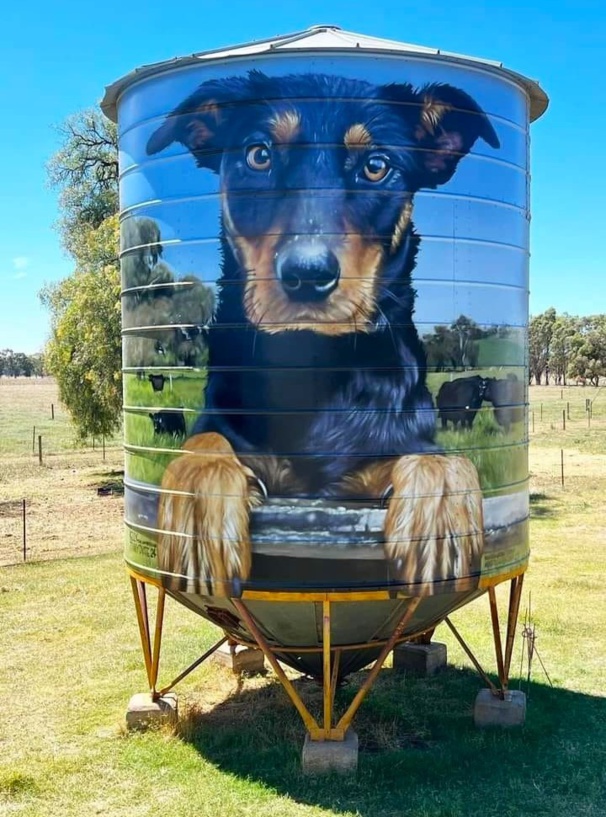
[529,308,556,385]
[42,108,122,439]
[41,216,122,439]
[549,314,579,385]
[568,315,606,387]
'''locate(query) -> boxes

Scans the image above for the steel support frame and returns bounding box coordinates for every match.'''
[129,575,227,700]
[129,570,526,740]
[445,573,525,700]
[232,595,423,742]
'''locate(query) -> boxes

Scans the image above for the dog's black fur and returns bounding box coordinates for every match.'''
[147,72,499,498]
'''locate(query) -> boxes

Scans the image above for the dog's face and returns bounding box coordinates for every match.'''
[148,72,499,335]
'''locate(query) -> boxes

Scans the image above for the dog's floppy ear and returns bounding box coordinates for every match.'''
[146,76,253,169]
[384,82,500,188]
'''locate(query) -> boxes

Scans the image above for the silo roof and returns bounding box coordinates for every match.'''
[101,24,548,122]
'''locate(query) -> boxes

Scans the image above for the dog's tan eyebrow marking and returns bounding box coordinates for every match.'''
[415,97,453,139]
[344,123,373,148]
[390,202,413,254]
[270,110,301,143]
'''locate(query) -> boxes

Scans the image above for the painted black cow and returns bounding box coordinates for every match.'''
[484,374,524,432]
[149,410,186,437]
[436,376,489,430]
[148,374,166,392]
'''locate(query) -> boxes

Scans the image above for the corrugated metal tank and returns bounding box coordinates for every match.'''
[103,27,547,679]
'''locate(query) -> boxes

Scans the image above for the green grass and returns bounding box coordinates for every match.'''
[436,411,527,495]
[0,378,122,457]
[529,384,606,455]
[1,450,605,816]
[1,382,605,815]
[123,371,206,484]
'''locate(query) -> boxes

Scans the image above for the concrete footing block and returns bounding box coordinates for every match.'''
[125,692,178,731]
[393,641,447,676]
[474,688,526,728]
[302,730,359,775]
[212,641,265,674]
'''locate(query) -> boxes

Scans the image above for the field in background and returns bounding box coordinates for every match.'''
[2,377,605,565]
[0,378,123,565]
[0,376,605,815]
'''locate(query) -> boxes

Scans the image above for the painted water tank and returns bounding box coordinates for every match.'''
[102,26,548,679]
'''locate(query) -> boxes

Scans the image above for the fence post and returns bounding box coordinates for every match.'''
[567,401,570,420]
[532,411,535,433]
[38,435,43,466]
[22,499,26,562]
[51,403,55,420]
[540,403,543,421]
[561,449,565,487]
[562,410,566,431]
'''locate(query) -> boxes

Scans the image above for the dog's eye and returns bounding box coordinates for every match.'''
[246,144,272,171]
[363,156,390,182]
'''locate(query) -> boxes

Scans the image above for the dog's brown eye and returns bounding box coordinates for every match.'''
[246,144,271,171]
[363,156,390,182]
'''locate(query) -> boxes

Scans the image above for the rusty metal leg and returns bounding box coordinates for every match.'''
[503,574,525,687]
[150,587,166,698]
[232,599,323,739]
[157,637,228,696]
[444,616,500,695]
[488,586,506,692]
[335,597,422,734]
[322,600,332,737]
[130,576,153,687]
[330,649,341,713]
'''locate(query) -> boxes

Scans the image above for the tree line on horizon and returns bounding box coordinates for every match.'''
[0,349,45,378]
[529,308,606,386]
[38,107,604,437]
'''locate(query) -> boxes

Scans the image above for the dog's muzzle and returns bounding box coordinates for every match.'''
[276,240,340,302]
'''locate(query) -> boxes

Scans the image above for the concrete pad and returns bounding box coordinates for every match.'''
[474,688,526,728]
[393,642,447,676]
[302,730,358,775]
[211,641,265,674]
[125,692,178,731]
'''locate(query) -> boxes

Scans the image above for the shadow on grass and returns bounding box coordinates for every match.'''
[90,470,125,496]
[178,666,606,817]
[529,491,558,519]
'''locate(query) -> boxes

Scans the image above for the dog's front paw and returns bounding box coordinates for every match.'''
[156,433,262,596]
[384,454,484,592]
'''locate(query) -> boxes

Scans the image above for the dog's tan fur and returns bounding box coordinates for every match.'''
[233,224,384,336]
[156,432,262,594]
[341,453,484,593]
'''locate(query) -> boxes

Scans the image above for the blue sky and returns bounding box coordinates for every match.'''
[1,0,604,353]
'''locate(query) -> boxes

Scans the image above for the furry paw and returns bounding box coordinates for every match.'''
[384,454,484,593]
[155,433,262,596]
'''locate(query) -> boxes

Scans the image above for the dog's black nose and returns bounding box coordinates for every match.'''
[278,250,340,301]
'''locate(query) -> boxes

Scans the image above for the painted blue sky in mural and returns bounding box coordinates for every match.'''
[0,0,603,352]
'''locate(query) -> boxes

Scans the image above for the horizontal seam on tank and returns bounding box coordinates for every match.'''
[122,363,528,373]
[123,438,528,457]
[117,89,527,144]
[121,320,530,335]
[123,474,530,498]
[118,186,528,216]
[119,145,528,180]
[124,403,529,416]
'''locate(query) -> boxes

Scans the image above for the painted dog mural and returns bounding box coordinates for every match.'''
[137,71,505,597]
